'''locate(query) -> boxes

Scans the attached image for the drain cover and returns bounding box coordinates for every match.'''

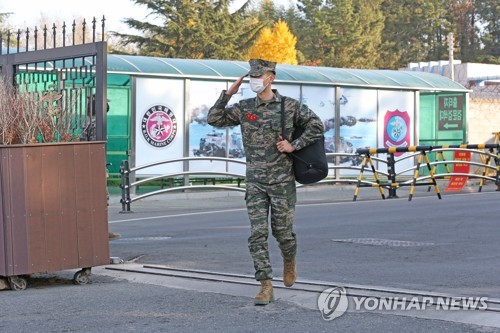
[331,238,434,247]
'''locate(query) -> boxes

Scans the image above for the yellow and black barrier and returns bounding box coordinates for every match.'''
[484,133,500,191]
[354,143,500,201]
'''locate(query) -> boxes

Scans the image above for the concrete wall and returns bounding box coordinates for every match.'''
[467,98,500,144]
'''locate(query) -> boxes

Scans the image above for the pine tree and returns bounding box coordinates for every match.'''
[112,0,264,60]
[278,4,310,64]
[296,0,384,68]
[446,0,477,62]
[474,0,499,63]
[253,0,279,23]
[381,0,450,68]
[443,0,499,63]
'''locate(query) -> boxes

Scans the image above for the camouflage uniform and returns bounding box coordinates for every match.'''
[207,60,323,281]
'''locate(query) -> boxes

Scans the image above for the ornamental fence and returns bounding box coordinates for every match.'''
[0,17,107,141]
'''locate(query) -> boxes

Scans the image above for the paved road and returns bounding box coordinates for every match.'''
[1,184,499,332]
[109,187,500,296]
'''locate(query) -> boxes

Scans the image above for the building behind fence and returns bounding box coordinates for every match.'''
[405,61,500,146]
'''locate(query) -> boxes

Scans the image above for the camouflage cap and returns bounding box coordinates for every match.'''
[248,59,276,76]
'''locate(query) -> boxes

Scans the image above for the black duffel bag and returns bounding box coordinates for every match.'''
[281,98,328,184]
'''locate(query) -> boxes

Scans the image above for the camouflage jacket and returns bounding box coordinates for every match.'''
[208,90,324,184]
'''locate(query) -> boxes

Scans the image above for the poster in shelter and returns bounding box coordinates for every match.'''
[135,78,184,175]
[377,90,415,174]
[338,88,378,171]
[189,80,230,173]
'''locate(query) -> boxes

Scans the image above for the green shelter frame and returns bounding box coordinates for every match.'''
[105,56,469,175]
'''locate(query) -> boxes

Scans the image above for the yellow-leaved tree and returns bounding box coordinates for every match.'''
[247,19,298,65]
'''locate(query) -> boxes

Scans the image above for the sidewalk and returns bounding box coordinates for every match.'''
[109,180,498,212]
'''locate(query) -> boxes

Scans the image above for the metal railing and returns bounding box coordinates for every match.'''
[119,145,499,211]
[119,153,366,212]
[120,157,247,212]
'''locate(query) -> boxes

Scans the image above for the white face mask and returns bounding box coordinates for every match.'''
[249,76,270,94]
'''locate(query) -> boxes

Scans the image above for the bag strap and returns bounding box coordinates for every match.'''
[280,97,310,166]
[280,97,286,139]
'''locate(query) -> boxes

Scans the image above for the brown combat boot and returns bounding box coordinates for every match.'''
[254,279,274,305]
[283,257,296,287]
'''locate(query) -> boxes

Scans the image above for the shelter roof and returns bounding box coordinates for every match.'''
[108,55,468,91]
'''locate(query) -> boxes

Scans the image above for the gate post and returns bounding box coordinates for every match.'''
[120,159,132,212]
[0,56,15,86]
[94,41,108,142]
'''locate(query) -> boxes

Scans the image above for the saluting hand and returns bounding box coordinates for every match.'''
[277,135,295,153]
[225,75,246,97]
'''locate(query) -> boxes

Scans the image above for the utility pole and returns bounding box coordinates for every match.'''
[448,32,454,81]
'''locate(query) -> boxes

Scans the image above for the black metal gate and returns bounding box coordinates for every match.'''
[0,17,107,141]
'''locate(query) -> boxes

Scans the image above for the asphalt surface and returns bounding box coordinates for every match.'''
[1,182,499,332]
[2,272,496,333]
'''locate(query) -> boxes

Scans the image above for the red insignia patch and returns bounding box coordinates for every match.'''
[246,114,258,121]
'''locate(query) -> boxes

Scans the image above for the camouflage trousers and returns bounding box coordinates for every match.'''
[246,180,297,281]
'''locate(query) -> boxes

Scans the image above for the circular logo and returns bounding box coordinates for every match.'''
[141,105,177,148]
[317,287,348,321]
[386,115,407,143]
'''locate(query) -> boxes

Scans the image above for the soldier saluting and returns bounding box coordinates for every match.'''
[208,59,323,305]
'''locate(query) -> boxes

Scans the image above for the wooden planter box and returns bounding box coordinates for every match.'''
[0,142,109,280]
